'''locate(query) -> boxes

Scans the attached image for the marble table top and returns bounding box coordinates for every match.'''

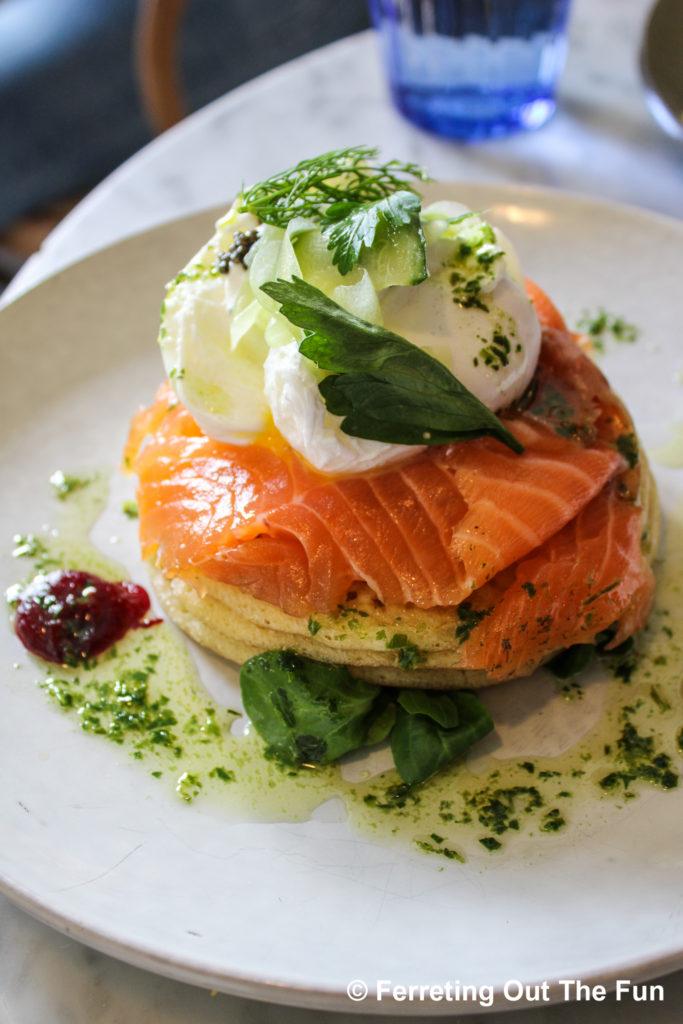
[2,0,682,1021]
[4,0,681,303]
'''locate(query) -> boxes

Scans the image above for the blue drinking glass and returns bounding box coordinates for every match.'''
[368,0,573,140]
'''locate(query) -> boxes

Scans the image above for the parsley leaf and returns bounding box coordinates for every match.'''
[321,190,426,277]
[260,278,524,455]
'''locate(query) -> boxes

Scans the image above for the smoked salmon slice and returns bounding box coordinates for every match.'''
[524,278,568,332]
[455,481,654,680]
[127,328,635,620]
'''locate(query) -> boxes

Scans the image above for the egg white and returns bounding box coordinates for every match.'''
[159,201,541,473]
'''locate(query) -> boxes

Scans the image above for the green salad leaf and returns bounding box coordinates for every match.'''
[391,691,494,787]
[240,650,381,764]
[396,689,461,729]
[240,650,494,785]
[260,278,524,454]
[363,691,398,746]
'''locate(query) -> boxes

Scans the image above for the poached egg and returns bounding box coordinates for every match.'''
[159,199,540,474]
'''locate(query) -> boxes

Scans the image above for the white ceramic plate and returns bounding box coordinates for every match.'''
[1,186,682,1014]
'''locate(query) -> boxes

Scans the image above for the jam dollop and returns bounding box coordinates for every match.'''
[14,570,160,665]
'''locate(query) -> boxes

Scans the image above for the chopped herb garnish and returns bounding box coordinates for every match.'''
[454,602,493,644]
[446,219,503,309]
[540,808,566,832]
[122,501,139,519]
[176,771,202,802]
[615,433,639,468]
[577,309,639,347]
[649,686,671,713]
[478,332,512,371]
[466,786,543,835]
[598,722,678,792]
[307,616,322,636]
[363,782,416,811]
[386,633,422,670]
[49,470,92,500]
[414,838,465,861]
[42,666,181,751]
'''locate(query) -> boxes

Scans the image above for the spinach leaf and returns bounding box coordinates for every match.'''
[547,644,594,680]
[240,650,380,765]
[241,649,494,784]
[260,278,524,455]
[363,695,397,745]
[391,691,494,786]
[396,689,461,729]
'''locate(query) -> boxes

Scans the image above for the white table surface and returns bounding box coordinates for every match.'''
[2,0,683,1020]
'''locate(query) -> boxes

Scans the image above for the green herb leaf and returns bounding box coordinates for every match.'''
[240,650,381,765]
[321,190,426,278]
[390,690,494,786]
[260,278,524,454]
[239,146,427,229]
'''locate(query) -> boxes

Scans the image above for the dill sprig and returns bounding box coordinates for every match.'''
[239,146,429,228]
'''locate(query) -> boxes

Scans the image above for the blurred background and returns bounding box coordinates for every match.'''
[0,0,370,283]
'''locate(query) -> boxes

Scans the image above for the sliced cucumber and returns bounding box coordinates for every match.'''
[359,219,428,289]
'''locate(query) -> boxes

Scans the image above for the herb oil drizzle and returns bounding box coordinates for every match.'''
[6,473,683,863]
